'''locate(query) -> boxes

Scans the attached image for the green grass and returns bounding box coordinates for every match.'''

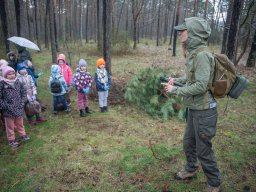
[0,42,256,191]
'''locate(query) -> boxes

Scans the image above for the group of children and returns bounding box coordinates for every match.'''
[0,49,111,149]
[49,55,111,116]
[0,48,46,148]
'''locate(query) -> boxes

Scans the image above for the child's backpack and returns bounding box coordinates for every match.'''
[194,50,249,99]
[50,77,62,94]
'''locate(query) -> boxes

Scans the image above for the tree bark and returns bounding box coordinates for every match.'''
[48,0,57,62]
[97,0,103,50]
[226,0,243,63]
[53,0,59,51]
[246,21,256,67]
[0,0,10,53]
[172,0,181,56]
[45,0,49,49]
[14,0,21,36]
[156,0,161,46]
[34,0,41,49]
[103,0,112,74]
[85,0,89,43]
[221,0,233,54]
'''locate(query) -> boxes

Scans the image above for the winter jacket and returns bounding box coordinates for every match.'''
[0,80,27,117]
[94,68,111,92]
[74,69,92,93]
[48,65,68,96]
[57,55,73,85]
[17,73,37,99]
[17,61,39,86]
[173,17,215,110]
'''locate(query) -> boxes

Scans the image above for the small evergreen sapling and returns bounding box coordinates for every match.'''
[125,67,184,121]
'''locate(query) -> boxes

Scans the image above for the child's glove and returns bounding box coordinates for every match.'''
[37,72,43,77]
[27,95,35,102]
[31,95,36,101]
[104,85,109,91]
[83,88,90,94]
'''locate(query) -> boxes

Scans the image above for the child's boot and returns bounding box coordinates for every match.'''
[100,107,104,113]
[80,109,86,117]
[28,117,36,125]
[8,140,19,148]
[85,107,91,114]
[36,117,47,123]
[103,106,108,112]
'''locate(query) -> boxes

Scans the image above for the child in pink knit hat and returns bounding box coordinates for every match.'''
[0,66,29,148]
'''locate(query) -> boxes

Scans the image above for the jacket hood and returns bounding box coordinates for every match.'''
[57,55,67,65]
[7,51,16,59]
[180,17,211,52]
[51,64,61,78]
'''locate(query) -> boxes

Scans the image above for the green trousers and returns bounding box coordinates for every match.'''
[183,107,221,187]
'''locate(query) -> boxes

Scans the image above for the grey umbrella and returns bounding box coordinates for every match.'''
[7,36,40,51]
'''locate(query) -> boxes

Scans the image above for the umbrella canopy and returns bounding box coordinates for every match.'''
[7,36,40,51]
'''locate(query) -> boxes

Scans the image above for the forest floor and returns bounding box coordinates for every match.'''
[0,41,256,192]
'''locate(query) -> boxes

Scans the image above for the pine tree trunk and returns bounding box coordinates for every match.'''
[103,0,112,74]
[156,0,161,46]
[34,0,41,49]
[26,0,31,39]
[221,1,233,54]
[45,0,49,49]
[226,0,243,63]
[48,0,57,63]
[246,30,256,67]
[172,0,181,56]
[14,0,21,36]
[0,0,10,53]
[85,0,89,43]
[97,0,103,50]
[53,0,59,51]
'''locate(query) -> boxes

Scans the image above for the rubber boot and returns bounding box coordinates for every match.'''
[85,107,91,114]
[80,109,86,117]
[100,107,104,113]
[103,106,108,112]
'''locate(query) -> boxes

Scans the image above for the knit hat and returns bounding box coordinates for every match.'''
[96,58,106,68]
[2,66,15,78]
[17,64,27,73]
[0,59,8,68]
[79,59,87,68]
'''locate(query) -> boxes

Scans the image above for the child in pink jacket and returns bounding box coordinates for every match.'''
[57,54,73,112]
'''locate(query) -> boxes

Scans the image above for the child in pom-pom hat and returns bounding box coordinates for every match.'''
[73,59,92,117]
[0,66,30,148]
[94,58,111,112]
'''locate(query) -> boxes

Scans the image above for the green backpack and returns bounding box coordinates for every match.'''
[194,50,249,99]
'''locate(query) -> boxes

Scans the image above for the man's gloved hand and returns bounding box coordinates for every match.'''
[104,85,109,91]
[83,88,90,94]
[37,72,43,77]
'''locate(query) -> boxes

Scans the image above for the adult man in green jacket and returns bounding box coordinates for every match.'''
[162,17,221,192]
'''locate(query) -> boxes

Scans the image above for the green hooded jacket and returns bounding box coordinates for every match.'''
[174,17,215,110]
